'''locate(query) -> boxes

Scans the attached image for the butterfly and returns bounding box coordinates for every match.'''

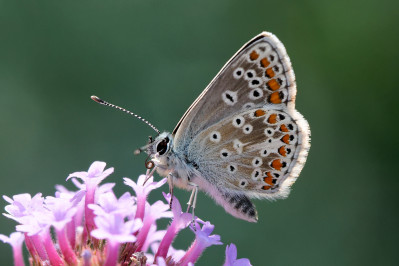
[92,32,310,222]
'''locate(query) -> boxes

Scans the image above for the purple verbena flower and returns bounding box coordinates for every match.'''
[154,193,191,261]
[134,200,172,252]
[91,215,142,266]
[0,232,25,266]
[224,243,252,266]
[1,161,251,265]
[3,193,45,223]
[88,191,135,218]
[124,174,167,221]
[44,196,79,265]
[66,161,114,236]
[178,219,223,265]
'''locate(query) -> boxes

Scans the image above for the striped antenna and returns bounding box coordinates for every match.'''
[91,95,160,134]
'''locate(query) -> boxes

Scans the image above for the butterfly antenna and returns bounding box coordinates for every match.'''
[91,95,161,134]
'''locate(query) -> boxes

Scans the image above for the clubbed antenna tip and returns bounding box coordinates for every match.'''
[91,95,104,104]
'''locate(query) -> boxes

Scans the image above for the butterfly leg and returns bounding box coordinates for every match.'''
[167,173,174,209]
[186,182,198,223]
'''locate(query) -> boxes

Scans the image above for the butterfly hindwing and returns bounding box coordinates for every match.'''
[186,107,307,200]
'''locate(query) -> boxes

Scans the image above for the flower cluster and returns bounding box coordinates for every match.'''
[1,161,251,265]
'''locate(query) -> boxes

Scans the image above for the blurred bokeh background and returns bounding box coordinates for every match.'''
[0,0,398,265]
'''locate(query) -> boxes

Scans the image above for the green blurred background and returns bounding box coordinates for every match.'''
[0,0,398,265]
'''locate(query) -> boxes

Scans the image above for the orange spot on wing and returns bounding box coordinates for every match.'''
[280,124,289,132]
[262,185,272,190]
[254,109,266,117]
[250,50,259,60]
[264,172,273,185]
[266,79,280,91]
[269,92,282,104]
[281,134,290,144]
[260,58,270,68]
[268,114,277,124]
[278,146,287,157]
[265,68,275,78]
[271,159,283,171]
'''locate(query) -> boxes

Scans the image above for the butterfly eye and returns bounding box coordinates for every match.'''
[156,138,169,155]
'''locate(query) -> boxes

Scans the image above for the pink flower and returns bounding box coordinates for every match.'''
[0,232,25,266]
[3,193,45,223]
[178,219,223,265]
[124,175,167,221]
[154,193,192,261]
[91,215,142,266]
[0,161,250,265]
[88,191,135,218]
[224,243,252,266]
[67,161,114,236]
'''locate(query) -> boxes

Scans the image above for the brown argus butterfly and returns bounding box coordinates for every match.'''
[92,32,310,222]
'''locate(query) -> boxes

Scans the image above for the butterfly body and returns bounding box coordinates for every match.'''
[144,32,310,222]
[93,31,310,222]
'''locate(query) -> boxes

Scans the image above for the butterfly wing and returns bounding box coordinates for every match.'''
[172,32,310,222]
[173,31,297,143]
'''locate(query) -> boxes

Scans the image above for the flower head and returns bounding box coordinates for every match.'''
[66,161,114,236]
[178,219,222,265]
[0,161,251,265]
[91,215,142,243]
[124,175,167,221]
[44,196,78,230]
[224,243,252,266]
[154,193,192,261]
[3,193,45,223]
[88,191,135,218]
[191,219,222,247]
[124,175,167,199]
[0,232,25,266]
[66,161,114,185]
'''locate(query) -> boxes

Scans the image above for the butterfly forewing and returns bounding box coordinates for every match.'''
[173,32,297,145]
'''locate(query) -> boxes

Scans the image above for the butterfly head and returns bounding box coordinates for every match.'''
[147,132,173,157]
